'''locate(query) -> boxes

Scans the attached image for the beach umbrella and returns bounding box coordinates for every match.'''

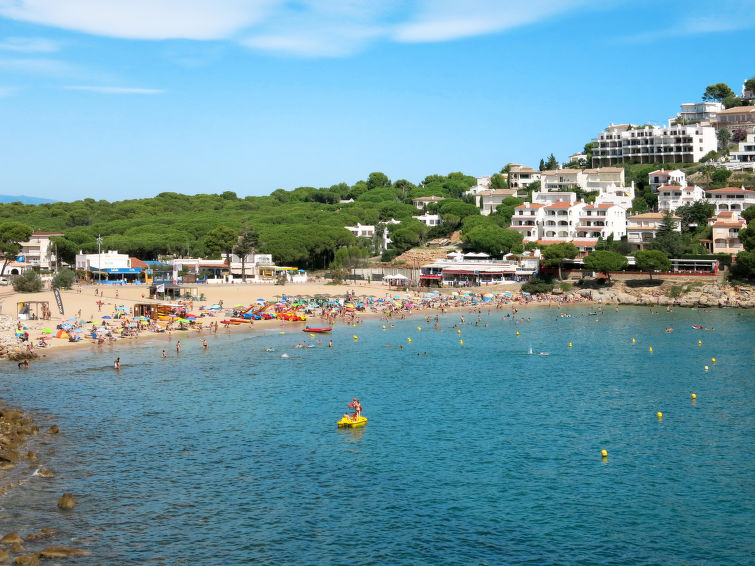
[61,323,73,330]
[73,328,83,333]
[102,315,112,319]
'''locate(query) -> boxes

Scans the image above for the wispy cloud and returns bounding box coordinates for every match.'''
[0,36,60,52]
[0,86,20,96]
[0,57,77,77]
[0,0,277,40]
[64,85,164,95]
[392,0,589,43]
[619,2,755,43]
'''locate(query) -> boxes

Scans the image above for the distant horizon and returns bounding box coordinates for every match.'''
[1,1,753,202]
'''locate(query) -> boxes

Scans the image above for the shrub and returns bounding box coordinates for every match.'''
[668,285,683,298]
[558,282,572,292]
[52,268,75,288]
[12,270,43,293]
[521,274,554,295]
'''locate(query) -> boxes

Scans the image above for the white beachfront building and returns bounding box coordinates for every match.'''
[709,211,747,255]
[413,213,441,227]
[657,185,707,212]
[704,187,755,214]
[510,202,547,242]
[18,231,64,271]
[507,165,542,190]
[475,188,519,216]
[671,101,724,124]
[412,196,444,210]
[592,123,716,166]
[626,213,681,248]
[728,133,755,171]
[575,203,627,241]
[649,169,686,193]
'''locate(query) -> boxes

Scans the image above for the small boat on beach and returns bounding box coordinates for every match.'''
[337,415,367,428]
[303,327,332,333]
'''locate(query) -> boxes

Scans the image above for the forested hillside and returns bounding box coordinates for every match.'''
[1,171,519,269]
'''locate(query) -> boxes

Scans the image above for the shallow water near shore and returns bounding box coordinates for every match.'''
[1,305,754,564]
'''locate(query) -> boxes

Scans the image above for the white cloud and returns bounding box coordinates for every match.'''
[0,57,76,76]
[392,0,590,43]
[0,0,278,40]
[65,85,164,94]
[0,36,60,52]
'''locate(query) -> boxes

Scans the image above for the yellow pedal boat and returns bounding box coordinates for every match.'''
[337,416,368,428]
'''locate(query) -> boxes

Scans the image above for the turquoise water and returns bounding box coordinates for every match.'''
[1,306,753,564]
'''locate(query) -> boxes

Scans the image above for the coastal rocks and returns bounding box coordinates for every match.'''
[0,547,8,562]
[13,553,39,566]
[57,493,75,510]
[46,425,59,435]
[0,533,22,545]
[38,546,90,559]
[35,469,53,478]
[23,529,55,542]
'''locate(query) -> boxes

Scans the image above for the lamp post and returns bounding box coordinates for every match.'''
[96,234,102,284]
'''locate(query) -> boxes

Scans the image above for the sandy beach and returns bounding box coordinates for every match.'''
[0,280,536,361]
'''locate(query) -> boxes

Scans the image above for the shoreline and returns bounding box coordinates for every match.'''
[1,278,753,364]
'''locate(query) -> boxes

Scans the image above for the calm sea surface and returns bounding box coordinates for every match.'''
[1,306,753,565]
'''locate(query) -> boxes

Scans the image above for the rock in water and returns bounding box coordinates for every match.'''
[57,493,75,510]
[0,531,23,544]
[38,546,91,558]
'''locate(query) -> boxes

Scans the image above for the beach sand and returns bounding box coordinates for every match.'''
[1,280,526,359]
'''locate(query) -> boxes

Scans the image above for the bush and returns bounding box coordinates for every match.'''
[52,268,75,288]
[558,282,572,292]
[381,249,400,262]
[12,270,43,293]
[668,285,683,298]
[521,274,554,295]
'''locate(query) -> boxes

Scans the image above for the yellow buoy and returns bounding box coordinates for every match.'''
[601,449,608,458]
[711,357,716,363]
[649,346,653,353]
[656,411,663,419]
[407,337,411,343]
[704,365,709,371]
[310,333,315,338]
[382,325,386,330]
[698,340,702,346]
[353,335,358,340]
[417,326,422,331]
[516,331,519,336]
[457,329,461,334]
[691,393,697,400]
[632,337,636,344]
[279,331,286,334]
[459,339,463,345]
[569,342,573,348]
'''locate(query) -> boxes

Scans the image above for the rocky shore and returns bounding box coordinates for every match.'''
[0,402,89,563]
[561,280,755,308]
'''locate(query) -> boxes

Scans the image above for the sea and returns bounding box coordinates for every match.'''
[1,305,753,565]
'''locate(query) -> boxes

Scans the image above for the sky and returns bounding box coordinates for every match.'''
[0,0,753,202]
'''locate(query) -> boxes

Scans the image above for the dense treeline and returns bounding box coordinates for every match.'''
[2,171,527,269]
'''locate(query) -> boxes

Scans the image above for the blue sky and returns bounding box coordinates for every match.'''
[1,0,753,202]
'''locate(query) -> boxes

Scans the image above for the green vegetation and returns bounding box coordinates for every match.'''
[12,270,43,292]
[0,171,481,270]
[634,250,671,280]
[51,267,76,288]
[521,274,554,294]
[583,250,628,283]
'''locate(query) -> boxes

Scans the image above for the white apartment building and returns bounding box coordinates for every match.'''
[532,191,577,205]
[672,101,724,124]
[575,203,627,241]
[413,213,441,227]
[712,106,755,132]
[540,167,627,193]
[507,165,542,189]
[729,133,755,170]
[592,123,716,166]
[542,200,587,240]
[18,231,64,270]
[75,249,131,271]
[657,185,707,212]
[475,189,518,216]
[411,196,444,210]
[510,203,547,241]
[649,169,686,192]
[626,213,681,247]
[704,187,755,213]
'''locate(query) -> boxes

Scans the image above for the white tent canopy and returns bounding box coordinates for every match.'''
[385,274,408,280]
